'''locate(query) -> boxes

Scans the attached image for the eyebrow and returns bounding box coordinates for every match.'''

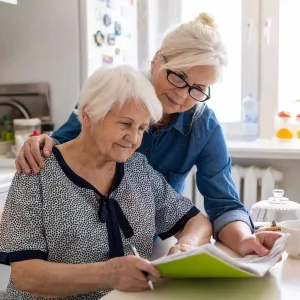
[119,117,149,126]
[178,71,207,88]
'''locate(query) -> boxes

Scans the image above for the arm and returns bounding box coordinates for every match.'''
[195,116,254,240]
[195,113,282,256]
[15,105,82,174]
[11,260,108,298]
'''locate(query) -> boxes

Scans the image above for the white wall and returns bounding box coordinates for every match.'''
[0,0,81,128]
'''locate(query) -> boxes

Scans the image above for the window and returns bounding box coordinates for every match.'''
[182,0,242,123]
[278,0,300,113]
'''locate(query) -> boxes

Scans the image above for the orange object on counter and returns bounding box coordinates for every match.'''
[276,128,293,139]
[275,111,294,140]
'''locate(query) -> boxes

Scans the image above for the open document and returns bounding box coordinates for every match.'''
[151,234,289,278]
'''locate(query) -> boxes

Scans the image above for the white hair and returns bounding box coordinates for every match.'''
[76,65,162,124]
[159,13,228,83]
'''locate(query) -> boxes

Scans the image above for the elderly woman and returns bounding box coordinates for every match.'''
[16,13,282,257]
[0,65,212,299]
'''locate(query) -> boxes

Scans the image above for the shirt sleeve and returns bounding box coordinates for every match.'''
[195,116,254,238]
[0,173,47,265]
[142,155,199,240]
[51,104,82,144]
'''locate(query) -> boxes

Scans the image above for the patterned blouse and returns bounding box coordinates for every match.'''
[0,147,199,299]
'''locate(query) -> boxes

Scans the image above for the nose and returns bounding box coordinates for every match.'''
[174,86,189,99]
[125,128,139,145]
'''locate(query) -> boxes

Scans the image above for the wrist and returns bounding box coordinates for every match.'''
[95,261,112,290]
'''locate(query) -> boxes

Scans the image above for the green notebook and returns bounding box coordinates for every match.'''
[151,234,288,279]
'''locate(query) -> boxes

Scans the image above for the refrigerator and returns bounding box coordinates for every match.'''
[79,0,138,84]
[0,0,138,127]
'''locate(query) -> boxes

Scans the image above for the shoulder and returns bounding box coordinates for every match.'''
[125,152,148,171]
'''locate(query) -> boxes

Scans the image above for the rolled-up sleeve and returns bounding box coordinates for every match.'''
[0,173,47,265]
[143,156,200,240]
[195,122,254,238]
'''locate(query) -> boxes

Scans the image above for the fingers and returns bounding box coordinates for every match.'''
[256,231,284,249]
[15,156,22,174]
[250,238,270,256]
[16,148,31,175]
[43,135,55,157]
[134,257,160,279]
[14,135,54,175]
[23,141,41,174]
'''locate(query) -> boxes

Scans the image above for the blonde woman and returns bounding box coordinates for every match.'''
[15,13,282,257]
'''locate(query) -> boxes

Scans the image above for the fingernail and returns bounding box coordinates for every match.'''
[39,163,43,168]
[34,169,38,174]
[25,169,30,174]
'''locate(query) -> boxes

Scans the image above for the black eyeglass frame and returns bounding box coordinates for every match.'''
[163,56,211,102]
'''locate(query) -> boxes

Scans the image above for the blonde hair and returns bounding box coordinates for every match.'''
[76,65,162,124]
[159,13,227,83]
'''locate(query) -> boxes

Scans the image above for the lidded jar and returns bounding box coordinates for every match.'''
[249,189,300,223]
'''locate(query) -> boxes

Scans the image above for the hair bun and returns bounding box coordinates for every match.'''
[194,13,215,28]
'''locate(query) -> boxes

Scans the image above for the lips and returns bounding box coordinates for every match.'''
[165,94,180,106]
[116,144,131,149]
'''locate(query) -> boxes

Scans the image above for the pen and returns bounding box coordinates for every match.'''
[130,245,154,290]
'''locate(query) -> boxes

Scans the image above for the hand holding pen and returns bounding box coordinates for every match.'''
[105,250,160,292]
[131,245,155,290]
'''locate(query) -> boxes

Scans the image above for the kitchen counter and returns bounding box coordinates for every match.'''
[227,138,300,159]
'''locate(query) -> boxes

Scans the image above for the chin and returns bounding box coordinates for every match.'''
[111,153,132,163]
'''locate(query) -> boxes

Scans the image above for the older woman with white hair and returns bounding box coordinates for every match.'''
[0,65,213,299]
[16,13,282,258]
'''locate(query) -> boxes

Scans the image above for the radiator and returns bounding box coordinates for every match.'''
[183,165,283,213]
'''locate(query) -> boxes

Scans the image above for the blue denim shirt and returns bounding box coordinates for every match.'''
[52,104,254,237]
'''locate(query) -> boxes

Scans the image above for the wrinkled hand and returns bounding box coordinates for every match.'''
[168,243,198,255]
[237,231,284,257]
[15,134,55,175]
[105,256,160,292]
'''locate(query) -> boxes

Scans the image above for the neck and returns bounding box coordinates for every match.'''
[59,132,115,171]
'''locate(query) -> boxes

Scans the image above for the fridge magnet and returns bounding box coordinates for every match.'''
[103,14,112,27]
[103,55,114,65]
[107,33,116,46]
[94,31,105,46]
[115,48,121,55]
[114,21,122,36]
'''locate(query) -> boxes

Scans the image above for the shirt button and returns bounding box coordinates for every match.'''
[156,132,160,136]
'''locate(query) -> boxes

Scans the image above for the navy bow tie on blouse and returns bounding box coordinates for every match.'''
[98,196,134,258]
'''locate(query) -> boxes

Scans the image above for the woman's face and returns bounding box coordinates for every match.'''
[151,56,215,115]
[84,100,150,163]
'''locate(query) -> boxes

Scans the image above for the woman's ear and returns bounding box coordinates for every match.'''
[150,50,161,75]
[81,108,91,128]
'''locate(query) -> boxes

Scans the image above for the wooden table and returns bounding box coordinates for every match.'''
[102,253,300,300]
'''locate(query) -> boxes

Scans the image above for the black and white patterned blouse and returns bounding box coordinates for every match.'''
[0,147,199,299]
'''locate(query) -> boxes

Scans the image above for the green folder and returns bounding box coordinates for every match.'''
[151,235,288,279]
[154,252,255,278]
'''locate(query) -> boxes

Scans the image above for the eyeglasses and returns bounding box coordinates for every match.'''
[163,56,211,102]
